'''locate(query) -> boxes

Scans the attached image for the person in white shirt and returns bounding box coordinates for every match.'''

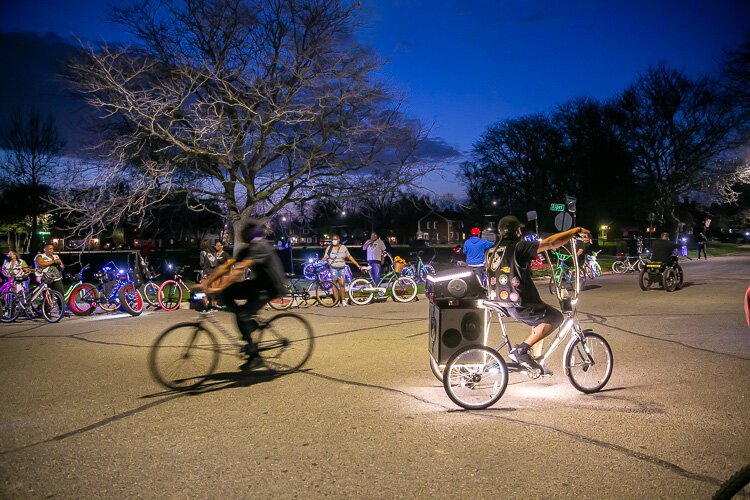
[34,243,65,295]
[362,232,387,284]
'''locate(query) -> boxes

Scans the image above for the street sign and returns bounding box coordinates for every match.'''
[554,212,573,231]
[550,203,565,212]
[565,195,577,213]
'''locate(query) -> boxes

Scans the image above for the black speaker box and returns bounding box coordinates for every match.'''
[428,302,488,364]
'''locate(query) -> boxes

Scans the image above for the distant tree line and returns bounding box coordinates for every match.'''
[461,37,750,236]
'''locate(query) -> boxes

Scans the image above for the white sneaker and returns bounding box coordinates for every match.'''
[341,300,348,307]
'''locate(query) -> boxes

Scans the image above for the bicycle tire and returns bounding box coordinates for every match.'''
[593,262,602,277]
[268,291,294,310]
[391,276,417,303]
[158,280,183,311]
[675,264,684,290]
[0,291,20,322]
[564,332,613,394]
[69,283,97,316]
[637,260,645,272]
[141,281,160,307]
[663,268,678,292]
[348,278,374,305]
[612,261,625,274]
[429,356,444,382]
[420,264,436,282]
[713,464,750,500]
[256,313,314,373]
[148,322,219,390]
[443,344,508,410]
[315,280,338,307]
[41,290,65,323]
[638,269,652,291]
[119,284,144,316]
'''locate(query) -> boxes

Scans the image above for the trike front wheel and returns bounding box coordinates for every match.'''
[564,332,613,394]
[148,322,219,390]
[443,345,508,410]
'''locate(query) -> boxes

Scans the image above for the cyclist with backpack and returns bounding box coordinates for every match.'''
[486,216,591,374]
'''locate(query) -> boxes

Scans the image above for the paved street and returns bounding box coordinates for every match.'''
[1,255,749,498]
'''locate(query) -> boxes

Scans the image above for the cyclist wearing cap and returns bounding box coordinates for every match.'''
[462,227,494,284]
[197,218,286,370]
[488,215,591,374]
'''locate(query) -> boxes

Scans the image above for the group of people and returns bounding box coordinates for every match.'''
[2,244,66,296]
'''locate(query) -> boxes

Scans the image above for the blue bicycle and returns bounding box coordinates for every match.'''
[69,261,143,316]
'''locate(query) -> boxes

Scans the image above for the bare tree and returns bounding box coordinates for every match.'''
[1,109,63,251]
[61,0,428,251]
[616,64,740,232]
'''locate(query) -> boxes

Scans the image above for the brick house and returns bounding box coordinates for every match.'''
[416,211,464,243]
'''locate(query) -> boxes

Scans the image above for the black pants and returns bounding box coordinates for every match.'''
[221,281,272,343]
[697,243,707,259]
[49,279,65,296]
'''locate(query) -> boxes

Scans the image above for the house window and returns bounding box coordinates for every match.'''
[424,233,429,240]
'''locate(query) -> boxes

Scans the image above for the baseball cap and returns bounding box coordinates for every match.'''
[470,227,481,236]
[497,215,525,236]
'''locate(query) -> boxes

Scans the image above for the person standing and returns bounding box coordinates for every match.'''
[462,227,494,285]
[3,250,31,292]
[34,243,65,296]
[696,232,707,260]
[214,240,231,266]
[362,232,387,284]
[199,240,217,282]
[321,234,362,307]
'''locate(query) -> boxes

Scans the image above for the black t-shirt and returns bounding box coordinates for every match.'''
[650,239,678,263]
[235,239,286,296]
[512,239,543,305]
[215,250,231,266]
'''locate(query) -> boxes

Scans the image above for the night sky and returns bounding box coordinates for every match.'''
[2,0,750,191]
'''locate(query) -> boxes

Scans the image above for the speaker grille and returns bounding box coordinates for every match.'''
[442,328,462,348]
[461,312,482,341]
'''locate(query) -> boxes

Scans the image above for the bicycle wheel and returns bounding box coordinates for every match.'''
[315,280,338,307]
[637,259,645,272]
[593,263,602,277]
[584,265,595,280]
[256,313,314,373]
[391,276,417,302]
[1,291,20,322]
[675,264,684,290]
[638,269,652,290]
[119,283,144,315]
[140,281,160,307]
[611,261,625,274]
[420,264,436,282]
[714,464,750,500]
[148,322,219,390]
[41,290,65,323]
[268,288,294,310]
[69,283,97,316]
[158,280,183,311]
[443,345,508,410]
[564,332,613,394]
[348,278,374,305]
[430,356,444,382]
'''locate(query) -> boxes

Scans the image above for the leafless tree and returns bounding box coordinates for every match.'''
[616,64,741,232]
[62,0,429,250]
[1,109,63,251]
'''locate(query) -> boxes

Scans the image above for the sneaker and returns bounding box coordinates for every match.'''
[239,355,264,371]
[341,300,348,307]
[509,345,542,371]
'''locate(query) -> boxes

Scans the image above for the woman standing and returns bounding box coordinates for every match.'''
[320,235,361,306]
[2,250,31,292]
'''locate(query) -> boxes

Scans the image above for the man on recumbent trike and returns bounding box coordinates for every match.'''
[639,232,684,292]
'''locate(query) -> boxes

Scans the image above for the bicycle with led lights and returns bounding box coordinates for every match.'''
[440,238,613,410]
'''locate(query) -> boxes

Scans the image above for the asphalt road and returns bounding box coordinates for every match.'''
[1,255,749,499]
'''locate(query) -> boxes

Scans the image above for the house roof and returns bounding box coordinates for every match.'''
[418,210,461,223]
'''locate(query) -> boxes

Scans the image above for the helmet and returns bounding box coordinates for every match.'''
[470,227,481,236]
[497,215,524,238]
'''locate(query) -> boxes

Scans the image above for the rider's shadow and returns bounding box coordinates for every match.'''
[142,369,301,399]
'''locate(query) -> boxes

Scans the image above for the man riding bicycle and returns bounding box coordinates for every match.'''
[196,217,286,370]
[486,216,591,374]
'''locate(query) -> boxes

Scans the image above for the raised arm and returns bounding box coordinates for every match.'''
[537,227,592,253]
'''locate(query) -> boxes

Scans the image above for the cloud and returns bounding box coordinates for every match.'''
[415,137,463,161]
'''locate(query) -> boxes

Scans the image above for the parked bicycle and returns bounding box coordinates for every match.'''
[148,293,315,390]
[267,273,339,310]
[62,264,99,315]
[68,262,143,316]
[348,265,418,305]
[611,252,649,274]
[436,238,613,410]
[548,249,585,294]
[1,271,65,323]
[401,250,436,283]
[583,250,602,279]
[157,264,201,312]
